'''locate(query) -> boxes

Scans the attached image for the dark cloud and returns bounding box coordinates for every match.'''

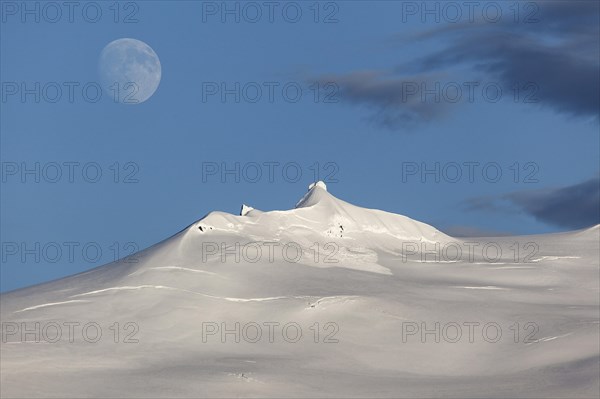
[415,12,600,118]
[524,1,600,37]
[313,1,599,128]
[312,71,457,128]
[466,177,600,230]
[507,177,600,229]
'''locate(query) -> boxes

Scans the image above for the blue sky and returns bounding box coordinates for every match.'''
[1,0,599,292]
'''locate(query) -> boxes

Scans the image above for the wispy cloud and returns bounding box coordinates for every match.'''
[312,1,599,128]
[312,71,457,128]
[413,3,600,118]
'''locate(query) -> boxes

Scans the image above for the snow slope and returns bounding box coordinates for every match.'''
[1,183,598,398]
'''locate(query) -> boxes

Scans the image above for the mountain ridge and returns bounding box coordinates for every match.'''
[1,182,598,398]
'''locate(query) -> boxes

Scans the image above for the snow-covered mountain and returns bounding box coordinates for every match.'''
[1,183,598,398]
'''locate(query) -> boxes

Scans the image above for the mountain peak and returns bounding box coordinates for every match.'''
[295,181,334,209]
[240,204,254,216]
[308,181,327,191]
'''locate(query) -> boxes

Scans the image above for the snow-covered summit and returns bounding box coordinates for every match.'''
[295,180,333,208]
[308,180,327,191]
[240,204,254,216]
[1,183,598,398]
[198,181,449,249]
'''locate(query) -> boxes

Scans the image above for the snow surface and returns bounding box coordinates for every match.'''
[1,182,598,398]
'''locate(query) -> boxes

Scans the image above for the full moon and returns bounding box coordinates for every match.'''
[98,38,161,104]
